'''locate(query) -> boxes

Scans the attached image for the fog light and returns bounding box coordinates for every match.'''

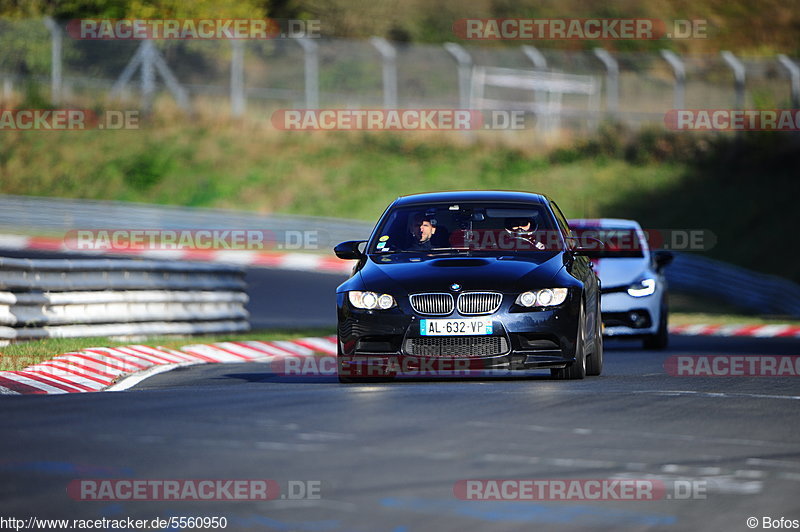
[629,312,646,327]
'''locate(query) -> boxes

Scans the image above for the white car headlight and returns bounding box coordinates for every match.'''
[348,291,396,310]
[377,294,395,310]
[515,288,568,308]
[627,278,656,297]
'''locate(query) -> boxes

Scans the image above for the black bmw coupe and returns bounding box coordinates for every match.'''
[334,191,603,381]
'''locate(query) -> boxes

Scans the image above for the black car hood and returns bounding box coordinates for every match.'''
[354,252,567,294]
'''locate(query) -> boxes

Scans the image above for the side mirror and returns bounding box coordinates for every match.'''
[654,250,674,269]
[570,236,605,258]
[334,240,367,260]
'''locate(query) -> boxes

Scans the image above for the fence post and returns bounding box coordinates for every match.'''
[111,43,145,100]
[660,50,686,109]
[521,45,547,70]
[111,40,190,112]
[43,17,63,104]
[370,37,397,109]
[296,38,319,109]
[151,46,191,112]
[777,54,800,108]
[521,45,549,131]
[141,41,157,111]
[230,40,245,117]
[593,48,618,116]
[721,50,746,108]
[444,43,473,110]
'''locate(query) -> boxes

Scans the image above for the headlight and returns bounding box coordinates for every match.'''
[627,278,656,297]
[515,288,568,308]
[348,291,396,309]
[377,294,395,309]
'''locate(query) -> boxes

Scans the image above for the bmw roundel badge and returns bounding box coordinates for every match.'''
[450,283,461,291]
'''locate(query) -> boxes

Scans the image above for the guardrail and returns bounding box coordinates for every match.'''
[665,252,800,317]
[0,195,374,252]
[0,257,249,344]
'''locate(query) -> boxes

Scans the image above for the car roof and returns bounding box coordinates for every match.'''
[392,190,550,207]
[569,218,643,229]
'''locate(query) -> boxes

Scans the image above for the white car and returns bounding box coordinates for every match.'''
[569,218,673,349]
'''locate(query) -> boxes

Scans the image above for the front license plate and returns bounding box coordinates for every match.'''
[420,318,493,336]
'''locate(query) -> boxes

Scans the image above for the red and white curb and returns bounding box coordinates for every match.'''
[670,324,800,338]
[2,324,798,394]
[0,336,337,395]
[0,234,353,274]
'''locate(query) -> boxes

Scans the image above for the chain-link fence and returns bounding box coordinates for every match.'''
[1,19,798,138]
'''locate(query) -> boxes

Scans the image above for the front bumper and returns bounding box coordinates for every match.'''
[337,292,580,377]
[600,291,661,337]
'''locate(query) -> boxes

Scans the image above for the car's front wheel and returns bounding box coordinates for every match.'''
[552,303,587,380]
[643,297,669,350]
[586,302,603,376]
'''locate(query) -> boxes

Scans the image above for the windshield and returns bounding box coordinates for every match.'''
[368,202,563,254]
[569,224,647,258]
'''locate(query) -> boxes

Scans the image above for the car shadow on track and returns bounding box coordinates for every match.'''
[221,372,563,384]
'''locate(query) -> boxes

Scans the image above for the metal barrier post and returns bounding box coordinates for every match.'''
[444,43,473,110]
[593,48,619,117]
[296,38,320,109]
[721,50,746,108]
[230,40,245,117]
[521,45,547,70]
[660,50,686,109]
[777,54,800,108]
[43,17,62,104]
[370,37,397,109]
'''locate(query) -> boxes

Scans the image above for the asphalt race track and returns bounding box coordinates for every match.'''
[1,255,799,531]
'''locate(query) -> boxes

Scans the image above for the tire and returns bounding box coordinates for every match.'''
[586,302,603,376]
[643,298,668,350]
[552,303,587,380]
